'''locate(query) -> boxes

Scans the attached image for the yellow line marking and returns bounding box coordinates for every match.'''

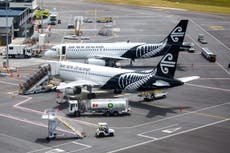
[183,110,228,120]
[209,26,224,30]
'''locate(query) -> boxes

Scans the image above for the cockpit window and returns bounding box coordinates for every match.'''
[51,48,56,51]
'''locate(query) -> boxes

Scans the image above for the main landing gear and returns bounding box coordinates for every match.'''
[87,86,96,99]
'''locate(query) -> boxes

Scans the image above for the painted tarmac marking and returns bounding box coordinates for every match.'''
[45,149,65,153]
[162,127,181,134]
[108,118,230,153]
[138,124,178,135]
[27,141,77,153]
[209,26,224,31]
[216,62,230,76]
[186,83,230,92]
[190,19,230,51]
[183,110,228,120]
[0,133,43,148]
[188,32,230,77]
[112,101,230,129]
[0,112,74,135]
[40,141,92,153]
[0,80,18,86]
[198,78,230,80]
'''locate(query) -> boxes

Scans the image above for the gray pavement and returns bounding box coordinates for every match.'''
[0,0,229,153]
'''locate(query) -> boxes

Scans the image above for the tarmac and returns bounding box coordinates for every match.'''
[0,0,229,153]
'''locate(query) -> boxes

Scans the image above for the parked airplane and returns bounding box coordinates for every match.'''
[49,42,199,99]
[45,20,188,66]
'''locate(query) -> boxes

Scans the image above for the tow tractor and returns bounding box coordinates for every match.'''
[139,90,168,101]
[95,122,115,138]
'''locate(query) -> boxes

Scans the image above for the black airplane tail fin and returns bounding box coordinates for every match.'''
[155,45,180,79]
[162,20,188,46]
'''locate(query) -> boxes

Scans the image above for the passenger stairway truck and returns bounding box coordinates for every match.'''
[18,64,53,95]
[42,109,85,140]
[68,98,131,116]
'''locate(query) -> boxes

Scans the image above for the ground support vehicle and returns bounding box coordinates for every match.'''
[201,48,216,62]
[198,34,208,44]
[68,98,131,116]
[95,122,114,137]
[7,45,32,58]
[138,90,168,101]
[96,17,112,23]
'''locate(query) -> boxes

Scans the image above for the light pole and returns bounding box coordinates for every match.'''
[6,0,9,67]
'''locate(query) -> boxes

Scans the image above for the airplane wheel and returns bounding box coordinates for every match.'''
[104,111,111,117]
[113,111,119,116]
[87,93,96,99]
[74,111,80,117]
[114,89,122,94]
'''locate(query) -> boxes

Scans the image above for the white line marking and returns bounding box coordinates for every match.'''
[0,112,75,135]
[137,134,158,140]
[0,80,18,86]
[108,118,230,153]
[27,141,76,153]
[217,62,230,76]
[0,133,43,147]
[112,102,230,129]
[139,124,178,135]
[188,25,230,77]
[72,141,92,148]
[198,78,230,80]
[190,19,230,51]
[186,83,230,92]
[162,127,181,134]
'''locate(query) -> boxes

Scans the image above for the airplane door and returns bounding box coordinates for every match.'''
[62,46,66,55]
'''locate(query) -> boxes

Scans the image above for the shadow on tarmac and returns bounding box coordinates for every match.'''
[129,100,191,118]
[35,136,79,144]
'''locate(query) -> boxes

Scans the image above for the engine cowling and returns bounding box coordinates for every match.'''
[86,58,106,66]
[63,87,81,95]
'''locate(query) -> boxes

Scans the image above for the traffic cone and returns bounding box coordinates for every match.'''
[10,72,14,78]
[180,104,183,112]
[16,68,21,78]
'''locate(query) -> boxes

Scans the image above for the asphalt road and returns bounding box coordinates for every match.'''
[0,0,229,153]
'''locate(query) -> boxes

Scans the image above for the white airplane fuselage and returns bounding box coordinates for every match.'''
[58,60,134,86]
[45,42,155,59]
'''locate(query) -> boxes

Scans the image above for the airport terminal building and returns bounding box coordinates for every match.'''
[0,0,38,45]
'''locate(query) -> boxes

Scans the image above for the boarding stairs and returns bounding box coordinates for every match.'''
[18,64,52,95]
[42,109,85,139]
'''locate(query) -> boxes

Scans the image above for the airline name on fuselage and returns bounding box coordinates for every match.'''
[60,64,91,73]
[68,45,104,49]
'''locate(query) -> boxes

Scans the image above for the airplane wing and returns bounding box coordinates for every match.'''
[177,76,200,83]
[56,80,99,90]
[94,55,129,61]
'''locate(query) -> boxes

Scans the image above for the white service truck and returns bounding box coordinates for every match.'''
[68,98,131,116]
[8,44,32,58]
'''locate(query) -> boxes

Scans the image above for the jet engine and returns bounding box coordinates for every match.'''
[64,87,81,95]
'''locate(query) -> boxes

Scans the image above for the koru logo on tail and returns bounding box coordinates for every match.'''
[170,26,184,42]
[160,53,175,74]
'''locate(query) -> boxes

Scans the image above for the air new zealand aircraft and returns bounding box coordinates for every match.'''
[45,20,189,66]
[48,20,199,99]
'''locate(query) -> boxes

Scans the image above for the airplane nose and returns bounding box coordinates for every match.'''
[44,50,54,57]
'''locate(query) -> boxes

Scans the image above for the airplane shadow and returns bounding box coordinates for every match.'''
[54,102,69,111]
[129,100,191,118]
[176,64,187,71]
[35,136,79,144]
